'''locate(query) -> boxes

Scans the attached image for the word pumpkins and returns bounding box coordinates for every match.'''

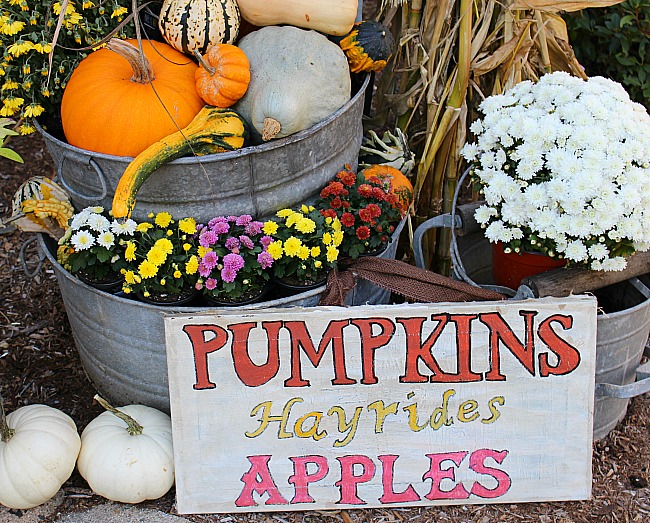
[159,0,240,55]
[61,39,203,158]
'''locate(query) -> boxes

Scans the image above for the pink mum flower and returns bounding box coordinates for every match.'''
[205,278,218,290]
[202,250,219,270]
[258,251,274,269]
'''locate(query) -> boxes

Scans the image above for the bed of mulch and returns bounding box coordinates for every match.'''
[1,133,649,523]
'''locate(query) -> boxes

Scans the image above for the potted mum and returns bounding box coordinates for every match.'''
[119,212,200,305]
[314,165,406,259]
[265,205,343,295]
[195,215,275,306]
[461,72,650,289]
[57,206,137,292]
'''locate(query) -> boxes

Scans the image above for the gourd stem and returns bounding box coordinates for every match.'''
[262,118,281,141]
[94,394,143,436]
[0,393,14,442]
[193,50,216,76]
[106,38,156,84]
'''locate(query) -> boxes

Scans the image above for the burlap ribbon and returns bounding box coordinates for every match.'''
[318,257,507,306]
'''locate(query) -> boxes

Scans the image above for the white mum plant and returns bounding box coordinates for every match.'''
[461,72,650,272]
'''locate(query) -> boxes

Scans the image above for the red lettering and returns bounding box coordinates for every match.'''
[423,451,470,500]
[469,449,511,498]
[229,321,281,387]
[335,455,375,504]
[538,315,581,376]
[235,455,288,507]
[350,318,395,385]
[480,311,537,380]
[398,315,450,383]
[284,320,355,387]
[183,324,228,390]
[445,314,482,383]
[288,455,329,503]
[378,455,420,504]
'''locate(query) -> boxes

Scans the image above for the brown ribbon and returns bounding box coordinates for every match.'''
[318,257,507,306]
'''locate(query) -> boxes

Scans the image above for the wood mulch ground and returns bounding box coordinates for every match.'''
[1,134,649,523]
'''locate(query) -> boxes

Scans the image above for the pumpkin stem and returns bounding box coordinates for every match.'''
[262,117,281,141]
[0,393,14,442]
[94,394,143,436]
[106,38,156,84]
[193,50,216,76]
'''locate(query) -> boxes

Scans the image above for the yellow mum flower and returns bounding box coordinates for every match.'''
[179,217,196,234]
[166,229,173,236]
[296,217,316,234]
[276,208,293,218]
[65,12,82,26]
[284,237,302,257]
[185,255,199,275]
[314,260,323,268]
[33,42,52,54]
[82,0,94,8]
[301,204,310,213]
[138,259,158,279]
[147,246,167,266]
[1,20,25,36]
[0,107,17,117]
[285,211,302,228]
[297,246,310,260]
[111,6,128,18]
[18,123,35,135]
[333,230,344,247]
[326,246,339,263]
[2,96,23,110]
[263,220,278,235]
[1,81,19,90]
[124,241,136,261]
[124,270,138,284]
[155,212,172,228]
[23,104,44,117]
[183,243,192,251]
[136,222,153,232]
[310,246,321,257]
[332,218,342,232]
[53,1,77,15]
[267,241,283,260]
[154,238,173,254]
[322,232,333,245]
[197,245,211,258]
[173,270,182,278]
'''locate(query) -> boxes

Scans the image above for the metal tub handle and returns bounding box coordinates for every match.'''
[56,152,108,202]
[595,360,650,399]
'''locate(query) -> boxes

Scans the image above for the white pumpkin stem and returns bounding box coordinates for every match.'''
[262,118,281,141]
[193,50,216,76]
[106,38,156,84]
[94,394,143,436]
[0,393,14,442]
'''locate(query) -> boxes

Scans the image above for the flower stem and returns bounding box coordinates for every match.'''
[94,394,143,436]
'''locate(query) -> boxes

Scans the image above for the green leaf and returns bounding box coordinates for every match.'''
[0,148,23,163]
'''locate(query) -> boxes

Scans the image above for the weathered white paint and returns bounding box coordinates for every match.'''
[165,296,597,514]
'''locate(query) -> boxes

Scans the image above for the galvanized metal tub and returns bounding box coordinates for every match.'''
[37,216,404,412]
[36,75,370,224]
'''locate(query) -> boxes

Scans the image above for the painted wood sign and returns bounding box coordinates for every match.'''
[164,295,597,514]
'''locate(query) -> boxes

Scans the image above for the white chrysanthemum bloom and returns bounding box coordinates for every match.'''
[111,218,137,236]
[87,213,110,232]
[70,211,90,230]
[475,205,498,225]
[71,230,95,251]
[563,240,589,262]
[588,244,609,261]
[601,257,627,272]
[97,231,115,248]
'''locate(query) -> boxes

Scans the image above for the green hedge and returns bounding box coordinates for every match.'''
[565,0,649,108]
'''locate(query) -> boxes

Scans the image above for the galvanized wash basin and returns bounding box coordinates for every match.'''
[37,75,370,224]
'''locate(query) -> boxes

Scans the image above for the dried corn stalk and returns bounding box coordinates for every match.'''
[370,0,623,272]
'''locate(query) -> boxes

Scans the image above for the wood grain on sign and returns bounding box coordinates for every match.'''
[164,296,598,514]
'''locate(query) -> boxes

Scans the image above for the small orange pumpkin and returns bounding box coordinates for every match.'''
[194,44,251,108]
[361,164,413,213]
[61,39,204,158]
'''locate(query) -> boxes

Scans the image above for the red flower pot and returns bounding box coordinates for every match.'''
[491,242,566,290]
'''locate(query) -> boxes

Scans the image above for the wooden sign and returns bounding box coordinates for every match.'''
[164,296,597,514]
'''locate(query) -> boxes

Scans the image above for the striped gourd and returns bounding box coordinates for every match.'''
[158,0,240,56]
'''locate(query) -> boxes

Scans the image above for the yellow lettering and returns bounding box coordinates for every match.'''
[430,389,455,430]
[294,411,327,441]
[482,396,505,424]
[367,400,399,433]
[327,405,363,447]
[245,397,303,438]
[458,399,479,423]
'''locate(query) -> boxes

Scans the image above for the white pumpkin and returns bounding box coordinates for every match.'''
[0,403,81,509]
[77,396,174,504]
[234,26,351,142]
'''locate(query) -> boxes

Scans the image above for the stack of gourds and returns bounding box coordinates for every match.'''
[57,0,395,220]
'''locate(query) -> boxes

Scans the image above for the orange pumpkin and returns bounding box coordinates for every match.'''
[361,164,413,213]
[61,38,204,158]
[194,44,251,108]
